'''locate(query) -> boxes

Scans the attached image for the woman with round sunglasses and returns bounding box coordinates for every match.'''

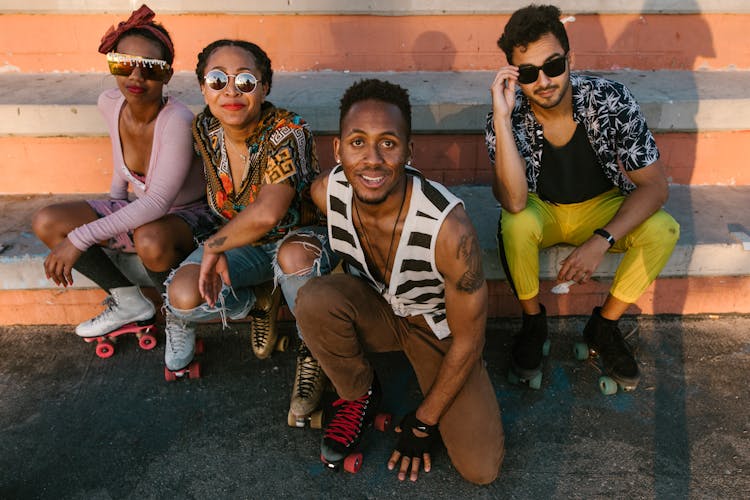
[164,40,336,418]
[32,5,215,344]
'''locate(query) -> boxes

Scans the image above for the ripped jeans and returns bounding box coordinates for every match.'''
[164,226,338,336]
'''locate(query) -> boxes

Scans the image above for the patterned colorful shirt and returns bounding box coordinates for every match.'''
[485,73,660,198]
[193,102,320,245]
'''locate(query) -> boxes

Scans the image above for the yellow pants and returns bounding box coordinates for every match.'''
[498,189,680,303]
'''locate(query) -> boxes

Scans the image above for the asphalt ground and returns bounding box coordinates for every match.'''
[1,315,748,499]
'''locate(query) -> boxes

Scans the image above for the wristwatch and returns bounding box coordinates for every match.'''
[593,228,616,248]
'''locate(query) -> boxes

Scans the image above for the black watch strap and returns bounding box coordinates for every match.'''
[593,228,616,247]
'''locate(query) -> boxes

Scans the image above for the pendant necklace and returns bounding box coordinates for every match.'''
[354,179,407,284]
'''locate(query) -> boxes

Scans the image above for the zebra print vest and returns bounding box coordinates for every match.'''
[326,165,462,339]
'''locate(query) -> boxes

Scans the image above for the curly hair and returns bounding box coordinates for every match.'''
[339,79,412,137]
[195,40,273,95]
[497,4,569,65]
[117,25,174,65]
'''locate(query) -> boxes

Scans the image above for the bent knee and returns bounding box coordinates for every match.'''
[455,449,504,485]
[166,264,202,310]
[636,210,680,246]
[296,275,345,314]
[276,235,322,274]
[32,205,63,241]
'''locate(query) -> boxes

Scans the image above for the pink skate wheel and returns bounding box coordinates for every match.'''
[188,361,201,379]
[194,339,205,355]
[164,367,176,382]
[343,452,363,473]
[139,334,157,350]
[95,341,115,359]
[374,413,392,432]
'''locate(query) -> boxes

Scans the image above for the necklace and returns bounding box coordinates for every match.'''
[224,131,248,162]
[354,179,407,284]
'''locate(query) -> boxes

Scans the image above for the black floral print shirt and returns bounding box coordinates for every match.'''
[485,73,660,198]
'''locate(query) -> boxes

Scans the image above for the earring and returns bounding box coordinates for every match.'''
[406,160,412,166]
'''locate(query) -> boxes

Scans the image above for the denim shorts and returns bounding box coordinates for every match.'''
[166,225,338,325]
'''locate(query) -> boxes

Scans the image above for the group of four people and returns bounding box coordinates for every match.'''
[32,4,678,485]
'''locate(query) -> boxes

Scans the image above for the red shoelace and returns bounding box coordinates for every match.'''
[324,393,370,446]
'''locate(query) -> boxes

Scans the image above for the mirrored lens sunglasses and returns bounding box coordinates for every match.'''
[517,54,568,85]
[106,52,171,82]
[204,69,261,94]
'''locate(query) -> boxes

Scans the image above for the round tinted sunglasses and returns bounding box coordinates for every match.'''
[204,69,262,94]
[106,52,171,82]
[517,53,568,84]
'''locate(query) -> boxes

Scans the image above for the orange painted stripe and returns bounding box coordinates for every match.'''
[1,131,747,194]
[488,276,750,317]
[1,276,747,325]
[0,14,747,72]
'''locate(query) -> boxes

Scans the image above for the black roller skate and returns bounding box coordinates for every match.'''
[320,376,391,473]
[574,307,640,395]
[508,304,550,389]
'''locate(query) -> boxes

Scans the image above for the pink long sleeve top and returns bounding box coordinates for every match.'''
[68,89,206,251]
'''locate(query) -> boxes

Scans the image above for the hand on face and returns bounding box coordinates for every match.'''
[490,66,520,119]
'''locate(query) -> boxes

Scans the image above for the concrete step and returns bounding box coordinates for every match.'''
[0,10,747,73]
[1,185,748,323]
[2,70,748,193]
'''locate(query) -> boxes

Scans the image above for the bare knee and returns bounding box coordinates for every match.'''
[134,225,175,271]
[166,264,202,310]
[32,205,66,246]
[277,235,322,274]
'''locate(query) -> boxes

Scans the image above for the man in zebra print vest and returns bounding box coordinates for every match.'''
[295,79,504,484]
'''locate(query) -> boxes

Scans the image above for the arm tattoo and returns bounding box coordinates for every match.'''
[455,233,484,293]
[207,236,227,249]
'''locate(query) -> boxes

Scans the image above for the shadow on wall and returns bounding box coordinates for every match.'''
[610,2,714,498]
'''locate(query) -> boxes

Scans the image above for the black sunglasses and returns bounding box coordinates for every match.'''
[517,53,568,84]
[204,69,261,94]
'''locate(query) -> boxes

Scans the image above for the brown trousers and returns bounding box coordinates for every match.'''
[296,273,505,485]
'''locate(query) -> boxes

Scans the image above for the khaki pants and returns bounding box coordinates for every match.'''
[296,273,504,485]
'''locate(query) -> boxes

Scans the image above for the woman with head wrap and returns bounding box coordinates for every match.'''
[33,5,215,345]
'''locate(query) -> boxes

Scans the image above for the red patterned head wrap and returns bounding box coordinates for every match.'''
[97,4,174,60]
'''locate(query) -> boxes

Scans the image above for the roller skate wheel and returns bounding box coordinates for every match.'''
[343,452,363,473]
[599,376,618,395]
[188,361,201,379]
[309,410,324,429]
[164,367,177,382]
[95,341,115,359]
[138,333,157,350]
[276,336,289,352]
[194,339,205,355]
[287,410,306,428]
[542,339,551,357]
[529,371,543,390]
[374,413,392,432]
[507,369,520,385]
[574,342,590,361]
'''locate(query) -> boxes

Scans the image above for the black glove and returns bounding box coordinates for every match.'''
[395,410,439,458]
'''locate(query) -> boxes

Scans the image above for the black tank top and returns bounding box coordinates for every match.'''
[537,123,613,204]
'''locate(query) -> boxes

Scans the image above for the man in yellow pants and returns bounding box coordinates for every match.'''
[485,4,679,390]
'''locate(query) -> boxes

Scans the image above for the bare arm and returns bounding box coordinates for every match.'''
[387,205,488,481]
[416,205,488,425]
[558,161,669,282]
[202,183,295,255]
[197,182,295,305]
[309,168,331,214]
[489,66,529,213]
